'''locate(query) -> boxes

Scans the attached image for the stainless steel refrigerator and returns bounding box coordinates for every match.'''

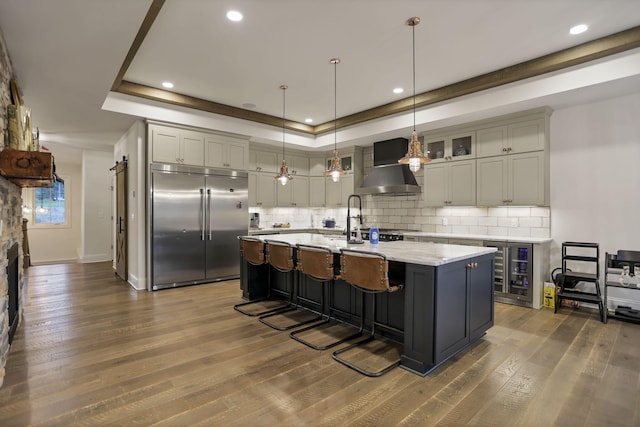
[150,163,248,290]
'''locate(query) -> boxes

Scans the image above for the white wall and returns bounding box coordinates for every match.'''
[551,93,640,308]
[114,120,146,290]
[27,160,83,264]
[80,150,113,262]
[551,93,640,259]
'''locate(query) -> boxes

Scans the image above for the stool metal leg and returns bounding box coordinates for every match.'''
[290,280,363,350]
[332,291,401,377]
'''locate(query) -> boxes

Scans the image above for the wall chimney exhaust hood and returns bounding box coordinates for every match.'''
[357,138,422,195]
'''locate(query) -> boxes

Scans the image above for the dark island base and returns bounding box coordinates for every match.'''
[240,252,495,376]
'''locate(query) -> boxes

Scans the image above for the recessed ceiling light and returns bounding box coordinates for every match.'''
[242,102,256,109]
[393,87,404,94]
[305,118,313,123]
[227,10,243,22]
[162,81,174,89]
[569,24,588,35]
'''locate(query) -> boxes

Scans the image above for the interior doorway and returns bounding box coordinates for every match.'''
[112,157,128,281]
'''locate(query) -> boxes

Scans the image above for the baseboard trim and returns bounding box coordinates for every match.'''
[31,258,79,266]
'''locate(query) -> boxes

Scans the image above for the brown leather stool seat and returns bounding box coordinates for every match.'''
[258,240,323,330]
[234,237,290,317]
[332,249,404,377]
[289,244,363,350]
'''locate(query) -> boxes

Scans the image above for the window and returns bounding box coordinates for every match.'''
[23,176,70,227]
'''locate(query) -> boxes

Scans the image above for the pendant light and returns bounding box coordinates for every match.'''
[275,84,293,186]
[324,58,346,183]
[398,16,430,173]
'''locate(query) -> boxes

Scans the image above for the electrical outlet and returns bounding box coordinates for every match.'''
[442,217,448,226]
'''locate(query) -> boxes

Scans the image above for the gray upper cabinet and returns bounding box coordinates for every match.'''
[278,154,309,176]
[476,151,546,206]
[150,124,204,166]
[205,134,248,170]
[309,176,326,207]
[425,132,476,162]
[309,156,327,176]
[424,159,476,206]
[425,107,551,207]
[476,118,546,158]
[277,176,309,207]
[250,150,279,173]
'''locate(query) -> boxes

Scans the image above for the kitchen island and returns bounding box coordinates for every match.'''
[239,233,496,376]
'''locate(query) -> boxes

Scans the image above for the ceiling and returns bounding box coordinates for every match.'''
[1,0,640,157]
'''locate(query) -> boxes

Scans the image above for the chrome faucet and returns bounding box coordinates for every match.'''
[346,194,364,244]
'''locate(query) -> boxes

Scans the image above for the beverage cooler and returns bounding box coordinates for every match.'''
[484,242,533,307]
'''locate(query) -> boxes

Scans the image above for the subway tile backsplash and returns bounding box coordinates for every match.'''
[251,198,550,238]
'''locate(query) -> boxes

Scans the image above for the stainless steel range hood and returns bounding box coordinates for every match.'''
[357,138,422,195]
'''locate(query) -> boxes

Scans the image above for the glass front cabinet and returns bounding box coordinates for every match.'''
[424,132,475,162]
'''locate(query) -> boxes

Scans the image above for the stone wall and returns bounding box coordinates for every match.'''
[0,26,25,388]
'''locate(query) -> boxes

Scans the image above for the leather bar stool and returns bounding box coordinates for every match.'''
[259,240,323,330]
[234,237,289,317]
[290,244,363,350]
[332,249,404,377]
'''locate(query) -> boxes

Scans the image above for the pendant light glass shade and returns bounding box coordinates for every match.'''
[398,16,430,172]
[324,58,346,183]
[275,84,293,186]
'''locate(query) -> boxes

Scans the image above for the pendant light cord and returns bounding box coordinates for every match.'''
[282,86,286,159]
[412,22,416,133]
[334,60,337,150]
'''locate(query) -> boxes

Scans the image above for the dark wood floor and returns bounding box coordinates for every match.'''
[1,262,639,426]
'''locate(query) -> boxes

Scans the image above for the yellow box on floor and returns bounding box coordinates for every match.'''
[543,281,555,308]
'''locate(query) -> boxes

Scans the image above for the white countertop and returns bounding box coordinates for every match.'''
[402,231,552,244]
[244,233,496,267]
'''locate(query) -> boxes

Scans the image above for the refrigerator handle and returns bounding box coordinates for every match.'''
[200,188,205,240]
[207,188,212,240]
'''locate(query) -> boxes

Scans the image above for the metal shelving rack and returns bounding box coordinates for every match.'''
[554,242,605,323]
[604,250,640,324]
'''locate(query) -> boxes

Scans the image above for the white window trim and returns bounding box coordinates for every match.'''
[23,175,72,229]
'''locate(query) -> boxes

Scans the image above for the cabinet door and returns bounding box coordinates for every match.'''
[256,173,276,207]
[286,155,309,176]
[180,131,205,166]
[508,119,545,154]
[468,256,494,340]
[309,177,326,206]
[309,156,326,176]
[340,174,355,205]
[276,177,307,206]
[425,132,475,162]
[276,179,293,206]
[476,156,508,206]
[425,136,446,162]
[325,178,342,207]
[292,176,309,206]
[227,141,248,170]
[449,132,475,161]
[449,159,476,205]
[424,160,475,206]
[205,138,226,168]
[509,151,545,205]
[255,151,278,173]
[434,263,469,363]
[424,163,447,206]
[476,125,507,158]
[248,172,257,206]
[151,126,181,164]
